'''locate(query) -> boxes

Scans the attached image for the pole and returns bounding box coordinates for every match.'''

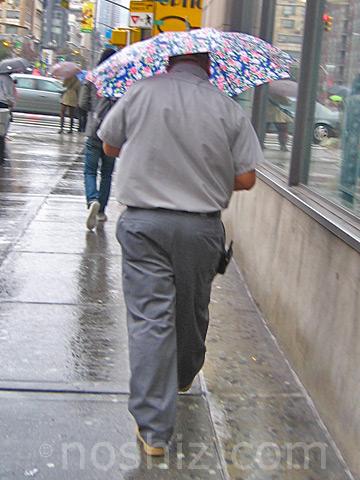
[91,0,98,68]
[251,0,276,146]
[289,0,326,186]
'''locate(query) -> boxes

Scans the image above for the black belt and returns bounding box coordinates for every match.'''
[127,207,221,218]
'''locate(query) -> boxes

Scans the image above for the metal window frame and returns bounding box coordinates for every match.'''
[289,0,326,186]
[251,0,276,146]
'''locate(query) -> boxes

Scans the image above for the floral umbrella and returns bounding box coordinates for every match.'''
[88,28,293,98]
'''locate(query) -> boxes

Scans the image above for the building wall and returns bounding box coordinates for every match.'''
[0,0,25,35]
[202,0,261,34]
[273,0,306,60]
[97,0,127,34]
[42,0,69,50]
[222,180,360,477]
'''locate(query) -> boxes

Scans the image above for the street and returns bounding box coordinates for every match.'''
[0,118,352,479]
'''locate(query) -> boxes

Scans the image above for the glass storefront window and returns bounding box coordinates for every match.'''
[262,1,306,175]
[307,0,360,213]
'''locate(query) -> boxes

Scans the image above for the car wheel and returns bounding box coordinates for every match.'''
[313,123,331,144]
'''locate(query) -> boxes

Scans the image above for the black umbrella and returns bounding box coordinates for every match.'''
[0,57,31,74]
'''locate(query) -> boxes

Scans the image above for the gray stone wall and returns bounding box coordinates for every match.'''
[222,179,360,477]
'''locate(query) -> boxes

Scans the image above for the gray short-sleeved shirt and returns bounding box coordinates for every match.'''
[98,62,264,212]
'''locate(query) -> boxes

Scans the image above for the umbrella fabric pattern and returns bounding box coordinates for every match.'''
[88,28,293,98]
[51,62,81,80]
[0,57,31,74]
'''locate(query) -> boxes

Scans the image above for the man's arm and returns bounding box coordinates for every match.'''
[232,108,264,190]
[103,143,121,157]
[234,170,256,191]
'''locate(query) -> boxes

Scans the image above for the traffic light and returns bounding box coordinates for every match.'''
[323,13,333,32]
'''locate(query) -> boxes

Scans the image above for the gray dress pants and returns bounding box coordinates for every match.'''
[116,207,224,446]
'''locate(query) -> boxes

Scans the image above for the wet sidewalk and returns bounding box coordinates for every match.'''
[0,126,354,479]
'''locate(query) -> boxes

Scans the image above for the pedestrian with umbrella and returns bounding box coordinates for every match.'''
[267,80,297,151]
[0,57,31,110]
[52,62,81,134]
[0,57,30,161]
[92,28,292,456]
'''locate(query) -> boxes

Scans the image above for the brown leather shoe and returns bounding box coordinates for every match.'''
[136,427,166,457]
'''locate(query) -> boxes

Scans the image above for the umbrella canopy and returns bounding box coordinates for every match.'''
[269,79,297,98]
[51,62,81,80]
[88,28,293,98]
[328,85,350,98]
[0,57,31,75]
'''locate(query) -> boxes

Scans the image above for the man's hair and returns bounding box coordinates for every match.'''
[167,53,210,73]
[97,48,117,66]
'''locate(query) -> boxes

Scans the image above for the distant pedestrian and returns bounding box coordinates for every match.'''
[0,72,16,161]
[79,48,117,230]
[59,75,81,134]
[0,72,16,110]
[77,70,89,133]
[98,53,263,456]
[267,95,293,151]
[340,74,360,204]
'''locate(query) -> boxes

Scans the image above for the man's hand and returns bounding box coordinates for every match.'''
[234,170,256,191]
[103,143,121,158]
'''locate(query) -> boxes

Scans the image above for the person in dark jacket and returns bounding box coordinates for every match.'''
[79,48,117,230]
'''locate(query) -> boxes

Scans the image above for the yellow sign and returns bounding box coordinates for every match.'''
[111,28,142,46]
[81,2,95,33]
[153,0,202,35]
[60,0,69,8]
[130,1,154,13]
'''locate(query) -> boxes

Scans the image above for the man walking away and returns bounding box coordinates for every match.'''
[79,48,117,230]
[98,53,263,456]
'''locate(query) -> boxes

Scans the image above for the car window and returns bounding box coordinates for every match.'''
[16,78,36,89]
[37,80,63,93]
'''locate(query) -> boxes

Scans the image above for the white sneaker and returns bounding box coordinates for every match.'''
[86,201,100,230]
[97,212,107,222]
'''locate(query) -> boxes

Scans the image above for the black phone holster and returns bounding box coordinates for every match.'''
[217,223,233,275]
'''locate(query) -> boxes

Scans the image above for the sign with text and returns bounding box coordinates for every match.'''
[130,1,154,13]
[153,0,202,34]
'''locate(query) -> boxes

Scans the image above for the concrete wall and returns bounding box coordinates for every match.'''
[222,178,360,477]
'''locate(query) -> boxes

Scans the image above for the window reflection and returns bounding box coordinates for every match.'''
[263,0,306,173]
[308,0,360,213]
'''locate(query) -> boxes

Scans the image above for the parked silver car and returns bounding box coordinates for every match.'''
[267,96,341,144]
[12,74,64,116]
